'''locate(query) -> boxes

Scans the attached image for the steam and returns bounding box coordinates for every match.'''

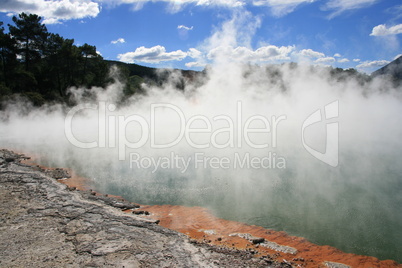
[1,13,402,262]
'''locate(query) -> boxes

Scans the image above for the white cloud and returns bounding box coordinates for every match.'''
[0,0,100,24]
[394,54,402,60]
[109,0,244,13]
[315,57,336,63]
[207,45,295,62]
[252,0,316,17]
[111,38,126,44]
[385,4,402,21]
[338,58,349,63]
[177,25,194,40]
[185,48,206,67]
[106,0,317,16]
[356,60,390,69]
[178,25,193,31]
[187,48,203,59]
[334,53,341,57]
[323,0,378,18]
[0,0,380,24]
[370,24,402,36]
[187,44,353,67]
[353,58,361,62]
[299,48,325,58]
[117,45,188,63]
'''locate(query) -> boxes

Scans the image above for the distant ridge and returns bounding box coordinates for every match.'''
[105,60,201,82]
[105,60,158,79]
[372,56,402,81]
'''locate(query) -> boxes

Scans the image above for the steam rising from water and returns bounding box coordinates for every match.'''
[1,12,402,262]
[1,62,402,262]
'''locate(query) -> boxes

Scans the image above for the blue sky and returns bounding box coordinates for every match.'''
[0,0,401,73]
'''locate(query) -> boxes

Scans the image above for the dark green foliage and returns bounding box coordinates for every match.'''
[105,60,204,92]
[124,75,144,96]
[23,92,46,106]
[0,13,114,106]
[106,60,157,80]
[0,22,18,90]
[0,83,10,94]
[328,66,370,86]
[8,13,48,72]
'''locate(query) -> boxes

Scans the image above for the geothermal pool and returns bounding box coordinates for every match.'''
[8,145,400,263]
[1,64,402,262]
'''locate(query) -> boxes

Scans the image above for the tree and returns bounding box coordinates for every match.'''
[43,33,66,97]
[8,13,48,72]
[0,22,17,88]
[0,12,139,107]
[79,43,97,84]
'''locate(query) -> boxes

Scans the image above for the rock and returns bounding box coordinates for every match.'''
[83,193,140,210]
[251,237,265,244]
[5,157,15,162]
[133,210,148,215]
[229,233,297,254]
[44,168,71,179]
[324,261,351,268]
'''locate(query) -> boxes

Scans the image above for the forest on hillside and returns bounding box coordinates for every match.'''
[0,13,149,107]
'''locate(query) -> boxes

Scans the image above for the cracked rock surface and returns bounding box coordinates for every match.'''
[0,149,287,267]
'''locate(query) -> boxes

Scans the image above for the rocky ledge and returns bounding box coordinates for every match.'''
[0,149,288,267]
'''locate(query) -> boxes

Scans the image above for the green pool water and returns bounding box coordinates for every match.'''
[13,144,401,264]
